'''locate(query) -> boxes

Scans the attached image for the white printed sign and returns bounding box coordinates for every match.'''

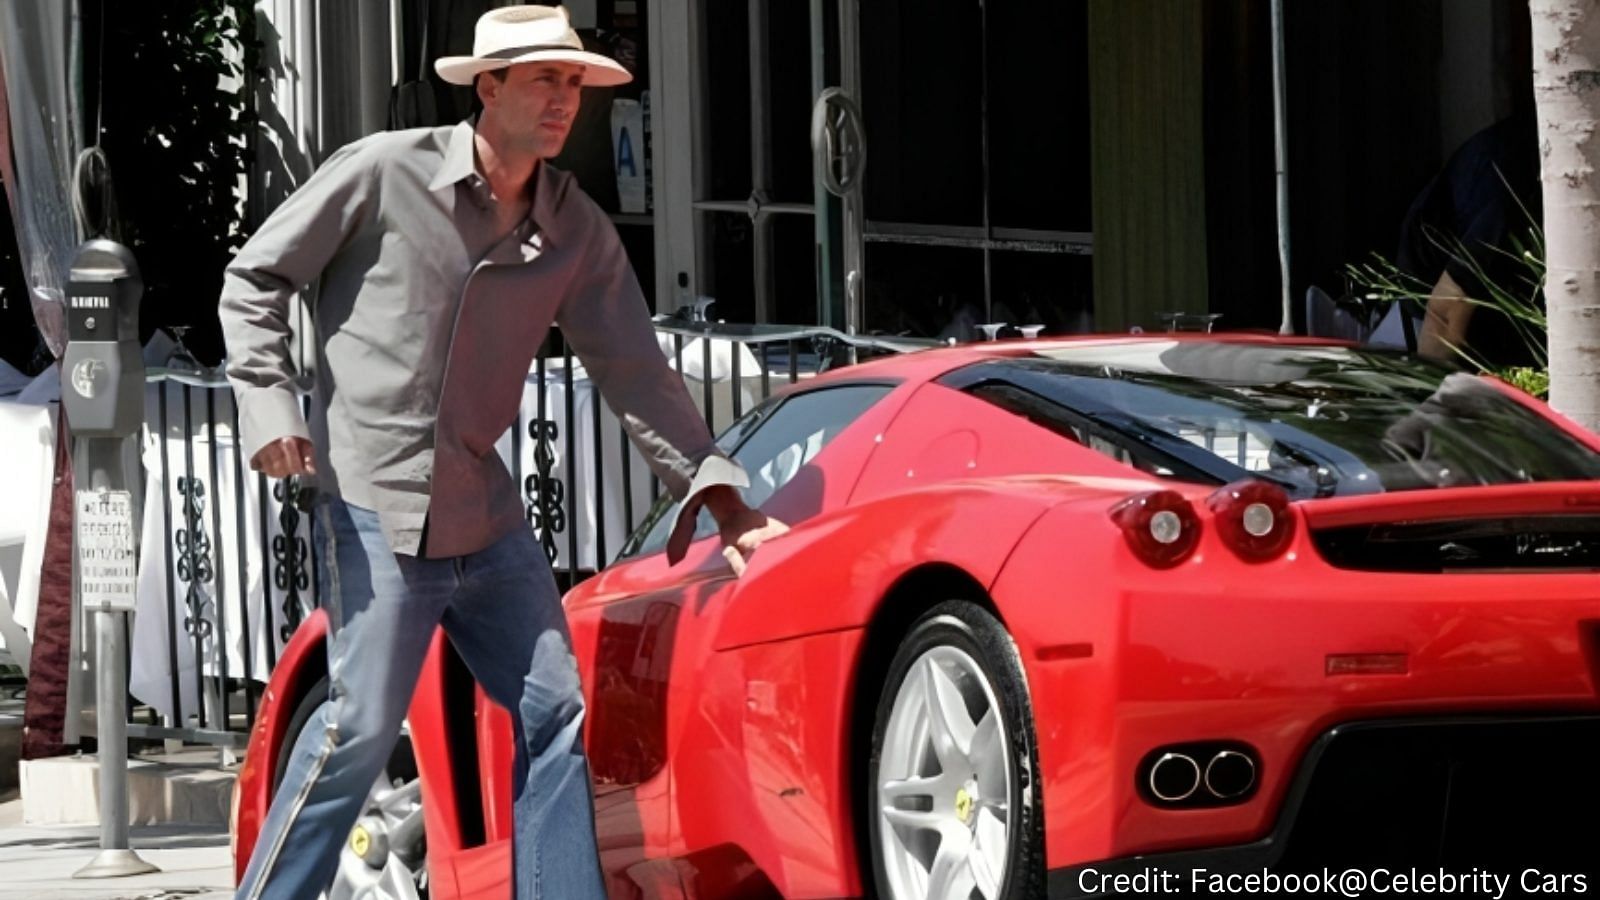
[611,98,647,214]
[78,490,136,611]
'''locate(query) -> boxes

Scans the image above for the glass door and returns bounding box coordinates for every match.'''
[686,0,832,325]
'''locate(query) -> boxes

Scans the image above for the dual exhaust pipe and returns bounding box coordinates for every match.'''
[1143,744,1259,807]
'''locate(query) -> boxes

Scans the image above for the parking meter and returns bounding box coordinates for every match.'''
[62,240,144,438]
[62,238,159,879]
[62,239,144,619]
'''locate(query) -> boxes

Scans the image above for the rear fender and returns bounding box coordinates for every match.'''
[987,500,1130,870]
[232,609,332,882]
[234,618,482,892]
[711,482,1065,651]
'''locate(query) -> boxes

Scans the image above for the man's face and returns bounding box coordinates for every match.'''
[482,61,585,158]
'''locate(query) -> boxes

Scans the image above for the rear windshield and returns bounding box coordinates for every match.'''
[946,342,1600,500]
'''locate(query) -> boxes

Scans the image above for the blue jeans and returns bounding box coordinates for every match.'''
[235,499,606,900]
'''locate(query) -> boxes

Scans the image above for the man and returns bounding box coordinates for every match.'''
[1397,6,1541,371]
[221,7,786,899]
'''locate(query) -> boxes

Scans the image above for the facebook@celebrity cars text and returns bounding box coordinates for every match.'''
[1077,866,1589,897]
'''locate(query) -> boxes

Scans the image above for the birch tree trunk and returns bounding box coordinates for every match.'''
[1532,0,1600,433]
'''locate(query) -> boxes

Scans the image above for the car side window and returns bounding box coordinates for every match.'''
[618,384,893,561]
[968,382,1193,479]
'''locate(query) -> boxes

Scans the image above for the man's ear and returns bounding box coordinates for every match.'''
[475,72,499,108]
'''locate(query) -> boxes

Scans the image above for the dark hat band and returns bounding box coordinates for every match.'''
[482,42,584,61]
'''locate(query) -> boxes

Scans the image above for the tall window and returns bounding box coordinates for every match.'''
[857,0,1093,340]
[692,0,825,325]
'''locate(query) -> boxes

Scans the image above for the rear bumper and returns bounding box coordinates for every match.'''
[1050,714,1600,899]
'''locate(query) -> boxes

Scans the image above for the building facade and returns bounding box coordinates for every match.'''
[249,0,1536,342]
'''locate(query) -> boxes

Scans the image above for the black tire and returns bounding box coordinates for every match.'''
[272,675,330,791]
[867,601,1046,900]
[271,676,418,793]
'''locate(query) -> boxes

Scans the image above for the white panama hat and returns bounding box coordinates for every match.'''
[434,5,632,88]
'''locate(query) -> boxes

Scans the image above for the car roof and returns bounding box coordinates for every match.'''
[803,332,1356,389]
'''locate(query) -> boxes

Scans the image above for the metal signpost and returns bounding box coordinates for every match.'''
[61,239,160,879]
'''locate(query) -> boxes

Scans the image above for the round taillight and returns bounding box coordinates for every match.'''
[1109,490,1201,569]
[1207,479,1296,562]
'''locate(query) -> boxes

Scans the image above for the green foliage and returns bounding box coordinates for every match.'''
[95,0,258,364]
[1345,224,1549,398]
[1498,366,1551,398]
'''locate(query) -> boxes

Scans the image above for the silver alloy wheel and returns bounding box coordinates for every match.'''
[876,645,1014,900]
[326,768,426,900]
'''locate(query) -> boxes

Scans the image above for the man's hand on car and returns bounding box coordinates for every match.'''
[666,484,789,576]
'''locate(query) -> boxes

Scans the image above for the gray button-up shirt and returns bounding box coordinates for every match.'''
[220,121,745,557]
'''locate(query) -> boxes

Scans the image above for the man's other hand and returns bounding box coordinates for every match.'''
[250,436,317,479]
[665,485,789,576]
[714,504,789,578]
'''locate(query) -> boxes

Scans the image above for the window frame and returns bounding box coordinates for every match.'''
[616,380,899,561]
[941,353,1600,500]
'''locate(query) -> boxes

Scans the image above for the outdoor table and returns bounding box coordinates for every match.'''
[0,398,57,673]
[130,375,307,728]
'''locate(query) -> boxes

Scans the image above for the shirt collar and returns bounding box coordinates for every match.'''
[428,120,479,192]
[530,160,568,245]
[429,119,568,245]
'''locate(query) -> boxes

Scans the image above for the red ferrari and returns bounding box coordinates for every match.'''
[232,335,1600,900]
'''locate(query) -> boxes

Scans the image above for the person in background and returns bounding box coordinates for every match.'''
[1397,104,1542,369]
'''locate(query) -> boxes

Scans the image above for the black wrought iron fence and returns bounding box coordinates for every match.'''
[126,323,937,746]
[126,373,319,748]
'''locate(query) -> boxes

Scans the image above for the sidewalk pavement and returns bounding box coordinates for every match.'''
[0,790,233,900]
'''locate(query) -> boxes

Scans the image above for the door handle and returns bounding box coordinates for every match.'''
[811,87,867,197]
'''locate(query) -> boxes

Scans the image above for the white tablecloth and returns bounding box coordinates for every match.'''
[0,399,56,673]
[130,380,314,725]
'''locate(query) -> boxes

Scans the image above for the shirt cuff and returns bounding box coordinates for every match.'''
[671,454,750,537]
[235,386,311,463]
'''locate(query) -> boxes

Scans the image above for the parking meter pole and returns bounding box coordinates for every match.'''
[62,240,159,879]
[75,437,155,879]
[78,583,152,876]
